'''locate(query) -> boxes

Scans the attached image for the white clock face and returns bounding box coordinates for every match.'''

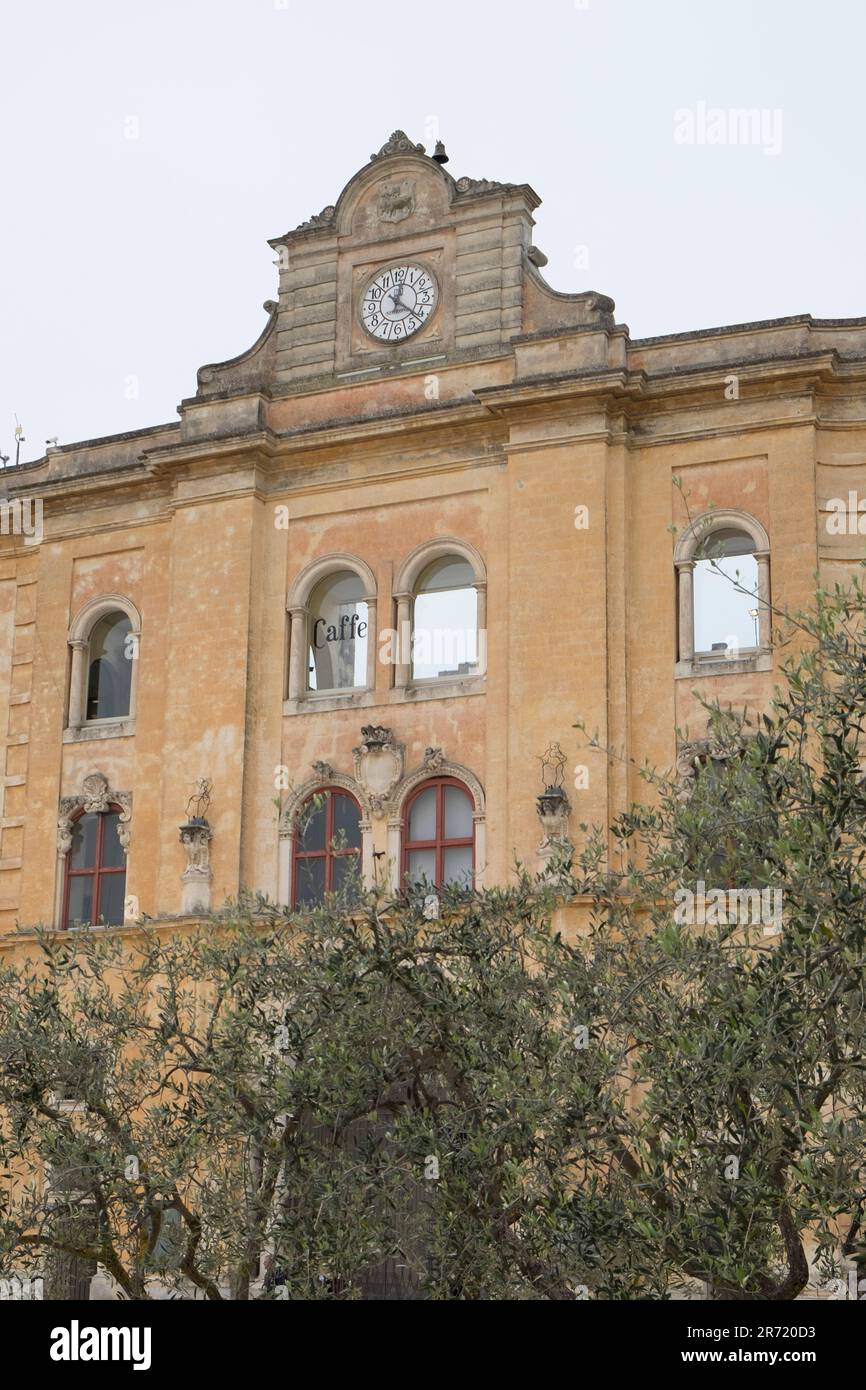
[360,263,438,343]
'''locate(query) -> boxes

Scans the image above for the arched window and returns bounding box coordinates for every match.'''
[64,808,127,928]
[693,529,759,655]
[307,572,369,693]
[674,511,770,671]
[293,788,362,908]
[286,556,377,706]
[402,778,474,889]
[86,612,133,720]
[412,558,478,681]
[67,596,141,732]
[392,539,487,691]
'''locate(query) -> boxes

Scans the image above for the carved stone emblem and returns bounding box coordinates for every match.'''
[81,772,112,813]
[377,179,416,224]
[58,772,132,858]
[353,726,404,819]
[423,747,445,772]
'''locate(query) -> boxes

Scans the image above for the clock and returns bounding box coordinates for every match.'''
[360,263,438,343]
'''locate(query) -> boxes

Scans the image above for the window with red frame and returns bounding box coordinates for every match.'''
[293,789,362,908]
[403,778,474,889]
[64,809,127,928]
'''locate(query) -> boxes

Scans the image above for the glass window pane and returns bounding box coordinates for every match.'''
[100,813,125,868]
[407,849,436,886]
[412,587,477,680]
[296,856,325,908]
[332,794,361,850]
[97,873,126,926]
[307,572,368,692]
[332,853,361,898]
[693,554,759,653]
[86,613,132,720]
[444,786,473,839]
[408,787,437,843]
[443,845,473,888]
[67,875,94,928]
[69,815,98,870]
[298,797,326,852]
[417,558,475,593]
[696,528,755,561]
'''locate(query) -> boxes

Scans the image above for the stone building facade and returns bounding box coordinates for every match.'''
[1,128,865,935]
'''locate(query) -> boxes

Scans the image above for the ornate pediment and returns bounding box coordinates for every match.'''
[58,773,132,857]
[370,130,426,161]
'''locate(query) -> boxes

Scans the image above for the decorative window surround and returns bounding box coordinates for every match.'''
[278,766,373,906]
[673,510,771,679]
[66,594,142,734]
[277,739,486,902]
[55,772,132,929]
[386,747,486,893]
[285,553,377,710]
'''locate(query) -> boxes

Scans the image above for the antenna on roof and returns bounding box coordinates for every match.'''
[14,416,25,467]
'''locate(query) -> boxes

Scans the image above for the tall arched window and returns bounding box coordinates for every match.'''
[286,556,377,706]
[64,808,127,928]
[674,511,770,672]
[693,528,759,655]
[392,539,487,691]
[403,778,474,889]
[86,612,133,720]
[412,558,478,681]
[293,788,362,908]
[307,572,369,693]
[67,596,141,732]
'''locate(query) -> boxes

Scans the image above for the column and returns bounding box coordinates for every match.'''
[393,593,412,690]
[474,581,488,676]
[67,640,88,728]
[755,551,771,650]
[387,818,402,891]
[364,596,377,691]
[360,819,374,888]
[677,562,695,663]
[287,606,308,702]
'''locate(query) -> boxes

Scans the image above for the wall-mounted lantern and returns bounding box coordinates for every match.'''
[535,744,572,879]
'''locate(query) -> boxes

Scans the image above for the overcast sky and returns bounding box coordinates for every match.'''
[2,0,864,460]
